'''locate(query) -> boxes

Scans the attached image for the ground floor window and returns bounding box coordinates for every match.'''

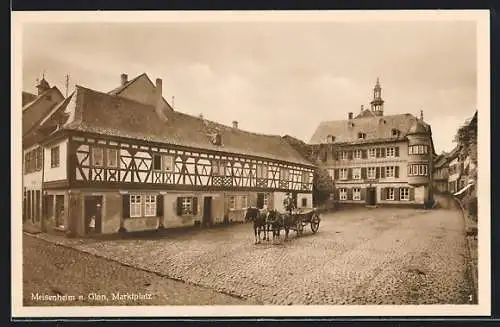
[339,188,347,200]
[241,195,248,209]
[176,196,198,216]
[263,193,269,207]
[301,197,308,207]
[130,195,142,217]
[228,196,236,210]
[144,195,157,217]
[400,188,410,201]
[353,188,361,201]
[387,188,395,200]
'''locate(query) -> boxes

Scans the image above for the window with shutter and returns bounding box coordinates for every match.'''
[362,150,368,159]
[395,147,400,157]
[381,148,386,157]
[192,197,198,215]
[376,148,380,158]
[376,167,380,178]
[156,195,164,217]
[348,151,353,160]
[122,194,130,218]
[394,188,400,201]
[380,187,386,200]
[176,197,183,216]
[361,168,367,179]
[380,167,386,178]
[347,168,352,180]
[395,166,400,178]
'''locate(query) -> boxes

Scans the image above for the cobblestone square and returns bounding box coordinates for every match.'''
[34,202,474,305]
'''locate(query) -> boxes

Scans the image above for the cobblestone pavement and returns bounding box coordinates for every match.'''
[30,205,474,305]
[23,234,246,306]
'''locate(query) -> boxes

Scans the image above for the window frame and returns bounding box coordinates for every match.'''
[387,188,395,200]
[400,188,410,201]
[386,147,395,158]
[328,169,335,180]
[385,166,395,178]
[241,195,248,209]
[107,148,119,168]
[130,194,142,218]
[368,148,376,158]
[50,146,60,168]
[181,197,193,215]
[144,195,157,217]
[92,147,104,167]
[256,164,268,179]
[352,188,361,201]
[228,195,236,210]
[341,151,348,160]
[301,171,309,184]
[354,150,362,159]
[163,155,174,172]
[352,167,361,180]
[339,188,348,201]
[281,167,290,181]
[340,168,348,180]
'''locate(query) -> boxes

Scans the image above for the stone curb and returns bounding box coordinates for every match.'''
[23,232,252,304]
[450,196,478,303]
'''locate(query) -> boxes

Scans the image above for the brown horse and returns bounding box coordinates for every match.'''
[245,207,268,244]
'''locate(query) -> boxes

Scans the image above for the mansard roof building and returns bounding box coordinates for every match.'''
[309,78,436,207]
[23,73,315,236]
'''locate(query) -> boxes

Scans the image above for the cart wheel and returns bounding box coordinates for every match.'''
[296,220,304,236]
[310,214,320,234]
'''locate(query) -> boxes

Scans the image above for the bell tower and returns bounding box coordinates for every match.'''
[370,77,384,116]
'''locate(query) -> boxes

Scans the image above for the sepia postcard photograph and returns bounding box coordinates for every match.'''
[11,10,490,318]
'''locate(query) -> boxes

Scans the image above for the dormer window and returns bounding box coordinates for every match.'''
[348,122,355,128]
[326,135,336,143]
[212,133,222,146]
[358,132,366,140]
[392,128,400,137]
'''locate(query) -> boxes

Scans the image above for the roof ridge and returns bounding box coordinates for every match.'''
[107,73,148,95]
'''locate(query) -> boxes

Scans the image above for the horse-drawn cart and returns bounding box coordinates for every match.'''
[289,209,321,236]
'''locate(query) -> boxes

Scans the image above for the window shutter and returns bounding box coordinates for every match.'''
[376,167,380,179]
[376,148,380,158]
[362,150,367,159]
[381,148,386,157]
[361,168,367,179]
[381,167,386,178]
[156,194,164,217]
[395,147,400,157]
[410,188,415,201]
[395,166,400,178]
[394,188,400,201]
[348,151,353,160]
[407,165,411,176]
[176,197,183,216]
[192,197,198,215]
[381,188,386,200]
[347,168,352,180]
[360,188,366,201]
[347,188,352,200]
[334,169,339,180]
[335,151,339,161]
[122,194,130,218]
[334,188,340,200]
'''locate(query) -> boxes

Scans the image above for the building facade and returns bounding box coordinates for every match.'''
[23,73,315,236]
[22,77,65,228]
[309,79,435,207]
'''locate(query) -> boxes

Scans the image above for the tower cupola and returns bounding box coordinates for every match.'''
[370,77,384,116]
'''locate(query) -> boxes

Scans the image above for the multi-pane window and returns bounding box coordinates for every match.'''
[367,167,376,179]
[241,196,248,209]
[387,188,395,200]
[358,133,366,140]
[263,193,269,207]
[340,168,348,180]
[368,148,376,158]
[229,196,236,210]
[386,147,395,157]
[409,164,428,176]
[130,195,142,217]
[385,166,395,178]
[92,147,104,167]
[339,188,347,200]
[400,188,410,201]
[341,151,348,160]
[25,148,43,173]
[35,148,42,171]
[144,195,157,217]
[354,150,362,159]
[352,168,361,180]
[107,148,118,168]
[163,155,174,171]
[256,164,268,178]
[181,197,193,215]
[50,146,60,168]
[408,145,429,155]
[301,171,309,184]
[353,188,361,201]
[281,168,290,181]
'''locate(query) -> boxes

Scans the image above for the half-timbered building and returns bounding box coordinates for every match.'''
[31,73,314,236]
[309,79,436,207]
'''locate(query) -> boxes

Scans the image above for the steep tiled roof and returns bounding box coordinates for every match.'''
[54,85,313,166]
[22,92,37,106]
[22,87,64,136]
[309,113,430,144]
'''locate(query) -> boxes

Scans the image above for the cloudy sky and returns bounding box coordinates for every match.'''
[22,19,477,153]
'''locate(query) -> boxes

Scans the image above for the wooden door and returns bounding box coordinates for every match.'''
[203,197,212,226]
[256,193,264,209]
[84,195,103,234]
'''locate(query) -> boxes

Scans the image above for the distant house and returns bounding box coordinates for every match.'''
[24,73,315,236]
[309,78,436,207]
[432,152,451,193]
[22,77,65,227]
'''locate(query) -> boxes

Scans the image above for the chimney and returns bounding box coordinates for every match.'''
[420,110,424,121]
[348,112,353,120]
[232,121,238,129]
[360,105,364,112]
[155,78,168,122]
[120,73,128,86]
